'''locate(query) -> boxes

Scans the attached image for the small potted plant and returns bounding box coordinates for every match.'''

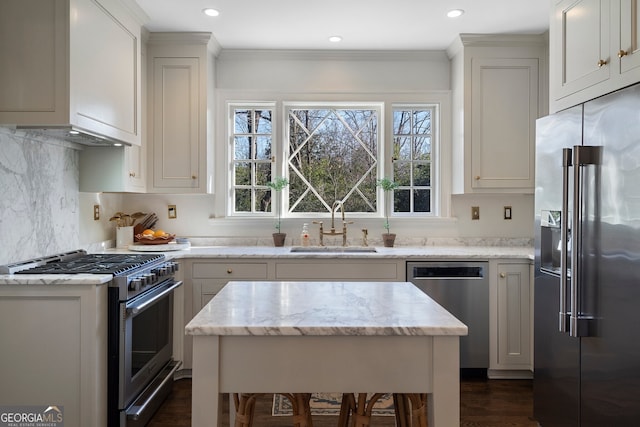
[267,177,289,247]
[377,177,399,247]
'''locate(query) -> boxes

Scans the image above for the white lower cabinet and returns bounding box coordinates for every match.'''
[274,260,403,281]
[193,262,269,309]
[182,260,269,371]
[0,284,108,427]
[489,260,533,378]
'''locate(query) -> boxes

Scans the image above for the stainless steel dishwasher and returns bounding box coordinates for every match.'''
[407,261,489,375]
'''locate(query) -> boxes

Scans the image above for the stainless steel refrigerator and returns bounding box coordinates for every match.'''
[534,83,640,426]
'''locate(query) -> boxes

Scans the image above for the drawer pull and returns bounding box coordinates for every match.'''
[474,175,481,180]
[618,50,628,58]
[597,59,608,67]
[500,273,506,278]
[227,268,233,274]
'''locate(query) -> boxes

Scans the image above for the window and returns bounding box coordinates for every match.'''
[392,106,434,214]
[228,102,438,218]
[286,105,380,215]
[231,106,274,214]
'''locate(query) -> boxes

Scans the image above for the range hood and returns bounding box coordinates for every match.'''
[13,125,130,147]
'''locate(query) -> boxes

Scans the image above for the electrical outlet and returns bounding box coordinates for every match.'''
[504,206,512,220]
[168,205,177,219]
[93,204,100,221]
[471,206,480,220]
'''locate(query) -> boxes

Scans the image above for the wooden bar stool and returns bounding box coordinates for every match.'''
[338,393,427,427]
[279,393,313,427]
[232,393,313,427]
[232,393,261,427]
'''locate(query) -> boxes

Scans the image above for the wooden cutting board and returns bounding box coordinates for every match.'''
[128,242,190,252]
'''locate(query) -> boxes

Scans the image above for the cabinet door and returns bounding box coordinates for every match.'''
[79,145,145,192]
[192,262,269,312]
[71,0,141,145]
[619,0,640,74]
[150,57,201,191]
[553,0,611,99]
[0,0,67,124]
[470,58,538,190]
[496,263,531,368]
[124,144,146,192]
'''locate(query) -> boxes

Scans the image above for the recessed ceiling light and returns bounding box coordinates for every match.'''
[447,9,464,18]
[329,36,342,43]
[202,8,219,17]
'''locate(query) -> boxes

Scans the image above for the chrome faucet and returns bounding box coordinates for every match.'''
[313,200,353,246]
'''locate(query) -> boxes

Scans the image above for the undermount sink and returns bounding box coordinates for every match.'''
[289,246,377,253]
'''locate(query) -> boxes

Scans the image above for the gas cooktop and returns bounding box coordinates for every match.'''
[2,250,164,276]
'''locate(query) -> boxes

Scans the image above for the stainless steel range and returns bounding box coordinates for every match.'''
[6,250,182,427]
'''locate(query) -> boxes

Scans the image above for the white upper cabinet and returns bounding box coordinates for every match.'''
[551,0,611,103]
[551,0,640,111]
[146,33,216,194]
[79,144,145,192]
[0,0,144,146]
[448,35,547,194]
[618,0,640,75]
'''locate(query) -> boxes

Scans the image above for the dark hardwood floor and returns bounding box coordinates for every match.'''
[148,378,539,426]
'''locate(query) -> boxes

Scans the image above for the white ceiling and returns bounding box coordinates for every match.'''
[134,0,550,51]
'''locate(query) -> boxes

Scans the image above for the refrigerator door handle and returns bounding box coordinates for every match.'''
[570,145,602,337]
[559,148,572,333]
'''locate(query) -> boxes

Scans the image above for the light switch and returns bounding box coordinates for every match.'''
[504,206,512,220]
[471,206,480,220]
[168,205,177,219]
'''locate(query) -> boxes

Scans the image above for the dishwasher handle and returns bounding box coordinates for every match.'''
[411,266,485,279]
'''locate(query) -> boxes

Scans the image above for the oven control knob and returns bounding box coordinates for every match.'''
[145,273,155,284]
[130,278,142,291]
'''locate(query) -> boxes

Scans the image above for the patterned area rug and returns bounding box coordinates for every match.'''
[272,393,395,416]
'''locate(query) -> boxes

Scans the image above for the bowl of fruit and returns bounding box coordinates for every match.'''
[134,229,176,245]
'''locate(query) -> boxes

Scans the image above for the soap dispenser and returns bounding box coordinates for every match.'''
[301,223,310,246]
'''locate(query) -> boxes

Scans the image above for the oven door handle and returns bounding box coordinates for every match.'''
[127,280,183,315]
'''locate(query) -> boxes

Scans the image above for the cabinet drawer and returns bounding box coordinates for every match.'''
[192,262,268,279]
[275,262,398,280]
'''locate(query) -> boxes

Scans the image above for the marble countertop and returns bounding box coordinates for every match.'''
[137,244,534,261]
[185,280,469,337]
[0,274,112,286]
[0,244,532,285]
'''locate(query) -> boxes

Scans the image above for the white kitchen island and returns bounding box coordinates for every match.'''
[185,281,468,426]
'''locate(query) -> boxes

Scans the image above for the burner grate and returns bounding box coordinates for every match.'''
[14,253,164,276]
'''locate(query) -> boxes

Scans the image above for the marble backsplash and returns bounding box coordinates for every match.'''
[0,128,123,265]
[0,128,82,264]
